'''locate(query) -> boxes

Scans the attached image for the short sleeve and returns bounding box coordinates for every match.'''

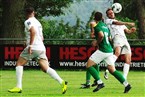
[24,20,33,30]
[105,19,115,25]
[122,25,127,30]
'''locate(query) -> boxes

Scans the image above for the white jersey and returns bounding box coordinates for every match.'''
[24,17,45,51]
[105,18,127,39]
[105,18,131,54]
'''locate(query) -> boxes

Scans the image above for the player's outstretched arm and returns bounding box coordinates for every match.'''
[112,21,135,27]
[124,27,136,34]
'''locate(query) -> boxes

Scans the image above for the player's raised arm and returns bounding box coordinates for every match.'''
[124,27,136,34]
[90,21,96,38]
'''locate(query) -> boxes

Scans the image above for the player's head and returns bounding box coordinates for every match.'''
[25,7,35,17]
[94,12,103,22]
[106,8,115,19]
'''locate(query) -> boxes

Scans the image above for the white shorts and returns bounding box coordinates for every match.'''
[89,50,115,66]
[20,47,48,61]
[113,35,131,54]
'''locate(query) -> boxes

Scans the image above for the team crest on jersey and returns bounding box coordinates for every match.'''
[27,22,31,25]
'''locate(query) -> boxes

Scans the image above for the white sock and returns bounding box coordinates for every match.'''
[97,79,103,84]
[16,66,23,89]
[123,63,130,79]
[105,69,109,73]
[46,67,63,84]
[123,81,129,87]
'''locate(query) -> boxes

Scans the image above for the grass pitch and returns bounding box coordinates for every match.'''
[0,70,145,97]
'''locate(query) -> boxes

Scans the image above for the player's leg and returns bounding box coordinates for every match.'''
[104,69,109,80]
[87,50,108,92]
[85,70,91,85]
[123,53,131,79]
[81,64,99,88]
[8,57,28,93]
[122,44,132,79]
[91,65,99,87]
[94,65,100,75]
[38,59,67,94]
[107,65,125,83]
[106,55,131,93]
[113,35,122,58]
[39,59,64,84]
[104,36,121,80]
[104,54,118,80]
[81,40,99,87]
[114,46,122,57]
[81,70,91,88]
[108,66,131,93]
[86,70,92,84]
[86,59,104,92]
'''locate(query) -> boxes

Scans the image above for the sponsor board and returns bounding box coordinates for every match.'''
[1,45,145,70]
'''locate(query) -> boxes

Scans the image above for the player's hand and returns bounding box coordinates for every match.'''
[91,35,95,38]
[130,27,136,33]
[91,32,95,38]
[91,40,98,47]
[28,47,32,55]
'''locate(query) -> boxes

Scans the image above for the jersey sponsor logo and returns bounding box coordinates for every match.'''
[27,22,31,25]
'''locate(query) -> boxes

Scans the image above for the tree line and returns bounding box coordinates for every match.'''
[0,0,145,44]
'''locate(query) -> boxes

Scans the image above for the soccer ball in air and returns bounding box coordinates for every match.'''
[112,3,122,13]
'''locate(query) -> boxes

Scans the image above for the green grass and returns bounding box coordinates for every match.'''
[0,70,145,97]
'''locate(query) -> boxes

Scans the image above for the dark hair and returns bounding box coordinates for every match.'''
[25,7,34,15]
[106,8,112,15]
[94,12,102,21]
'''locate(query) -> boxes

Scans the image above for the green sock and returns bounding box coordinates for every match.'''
[94,65,100,75]
[87,66,100,81]
[112,70,125,84]
[86,70,91,85]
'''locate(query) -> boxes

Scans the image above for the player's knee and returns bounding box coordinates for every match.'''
[42,69,46,73]
[107,65,116,73]
[125,61,131,64]
[86,65,90,68]
[86,63,95,68]
[115,51,120,57]
[125,58,131,64]
[38,65,47,73]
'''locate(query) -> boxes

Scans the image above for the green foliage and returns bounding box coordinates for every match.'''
[114,0,137,20]
[116,16,139,39]
[113,0,138,39]
[0,0,74,40]
[26,0,73,18]
[113,0,145,45]
[114,16,143,45]
[41,17,90,45]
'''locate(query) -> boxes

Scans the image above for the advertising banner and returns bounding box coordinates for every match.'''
[1,45,145,70]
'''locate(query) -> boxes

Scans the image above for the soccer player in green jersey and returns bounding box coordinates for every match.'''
[81,21,99,89]
[86,11,131,93]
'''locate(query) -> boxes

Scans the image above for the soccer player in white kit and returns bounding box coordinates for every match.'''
[105,8,136,79]
[8,7,67,94]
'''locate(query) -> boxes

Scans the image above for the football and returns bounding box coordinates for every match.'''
[112,3,122,13]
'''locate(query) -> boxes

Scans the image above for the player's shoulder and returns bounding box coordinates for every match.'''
[105,18,112,22]
[24,19,29,23]
[90,21,97,27]
[24,17,35,26]
[90,21,96,24]
[105,18,117,24]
